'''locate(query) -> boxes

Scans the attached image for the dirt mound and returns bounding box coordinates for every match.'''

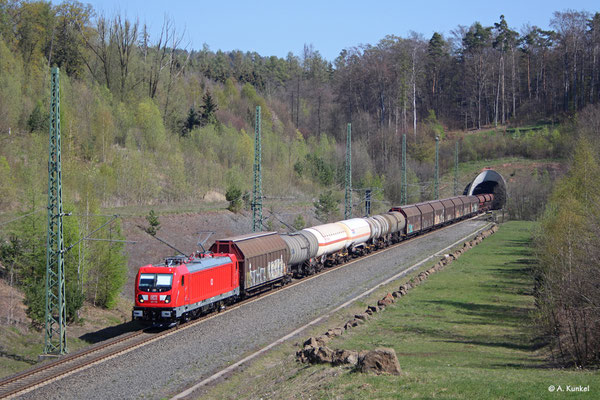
[121,210,251,298]
[203,190,226,202]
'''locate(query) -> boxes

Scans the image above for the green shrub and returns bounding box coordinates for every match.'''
[135,99,166,150]
[226,186,243,213]
[292,214,305,230]
[314,190,340,222]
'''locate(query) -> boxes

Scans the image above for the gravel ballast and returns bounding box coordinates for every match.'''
[22,219,488,400]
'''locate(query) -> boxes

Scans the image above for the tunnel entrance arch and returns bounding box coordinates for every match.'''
[463,169,507,210]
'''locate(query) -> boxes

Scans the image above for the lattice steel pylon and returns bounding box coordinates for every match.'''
[434,136,439,199]
[252,106,262,232]
[344,123,352,219]
[401,134,407,205]
[44,67,67,355]
[454,141,459,196]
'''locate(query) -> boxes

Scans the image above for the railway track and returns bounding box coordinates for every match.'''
[0,328,159,399]
[0,215,491,399]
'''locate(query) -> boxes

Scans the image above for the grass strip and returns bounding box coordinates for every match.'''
[200,221,599,399]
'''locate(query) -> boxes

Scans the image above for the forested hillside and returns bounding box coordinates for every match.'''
[0,0,599,323]
[1,2,599,210]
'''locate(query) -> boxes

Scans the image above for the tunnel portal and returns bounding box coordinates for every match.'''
[463,169,507,210]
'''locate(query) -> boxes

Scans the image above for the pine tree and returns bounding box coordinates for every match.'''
[314,190,339,222]
[27,101,47,132]
[427,32,447,113]
[145,209,160,236]
[182,106,200,137]
[200,90,218,125]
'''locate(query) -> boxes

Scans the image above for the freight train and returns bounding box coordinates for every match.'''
[132,194,494,323]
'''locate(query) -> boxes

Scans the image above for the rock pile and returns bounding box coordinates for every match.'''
[296,224,498,373]
[296,343,401,375]
[357,348,402,375]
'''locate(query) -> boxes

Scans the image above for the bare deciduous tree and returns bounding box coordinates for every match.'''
[113,14,138,100]
[79,13,112,90]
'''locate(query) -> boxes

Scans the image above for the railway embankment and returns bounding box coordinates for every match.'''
[200,221,600,399]
[19,219,488,400]
[295,225,499,371]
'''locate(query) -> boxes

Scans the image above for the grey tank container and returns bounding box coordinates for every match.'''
[386,211,406,233]
[280,230,319,266]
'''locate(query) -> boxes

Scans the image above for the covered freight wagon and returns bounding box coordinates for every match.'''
[440,198,455,223]
[465,195,479,215]
[415,202,435,230]
[476,194,487,210]
[449,197,465,219]
[429,200,445,225]
[210,232,290,293]
[390,205,422,236]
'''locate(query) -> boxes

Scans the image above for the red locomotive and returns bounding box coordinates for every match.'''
[132,252,240,323]
[132,231,290,323]
[133,194,498,323]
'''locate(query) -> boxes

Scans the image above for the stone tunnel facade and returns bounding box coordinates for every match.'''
[463,169,507,209]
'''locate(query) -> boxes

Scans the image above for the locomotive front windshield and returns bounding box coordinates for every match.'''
[138,273,173,292]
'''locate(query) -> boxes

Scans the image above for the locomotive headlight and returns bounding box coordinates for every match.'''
[165,295,171,304]
[138,294,144,303]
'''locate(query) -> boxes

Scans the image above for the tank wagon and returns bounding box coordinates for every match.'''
[280,231,319,276]
[134,194,491,323]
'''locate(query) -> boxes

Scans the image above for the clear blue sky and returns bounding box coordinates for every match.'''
[60,0,598,61]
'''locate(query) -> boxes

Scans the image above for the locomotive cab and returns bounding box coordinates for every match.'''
[132,253,240,323]
[133,266,179,322]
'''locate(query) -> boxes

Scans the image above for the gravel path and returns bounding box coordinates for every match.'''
[22,219,487,400]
